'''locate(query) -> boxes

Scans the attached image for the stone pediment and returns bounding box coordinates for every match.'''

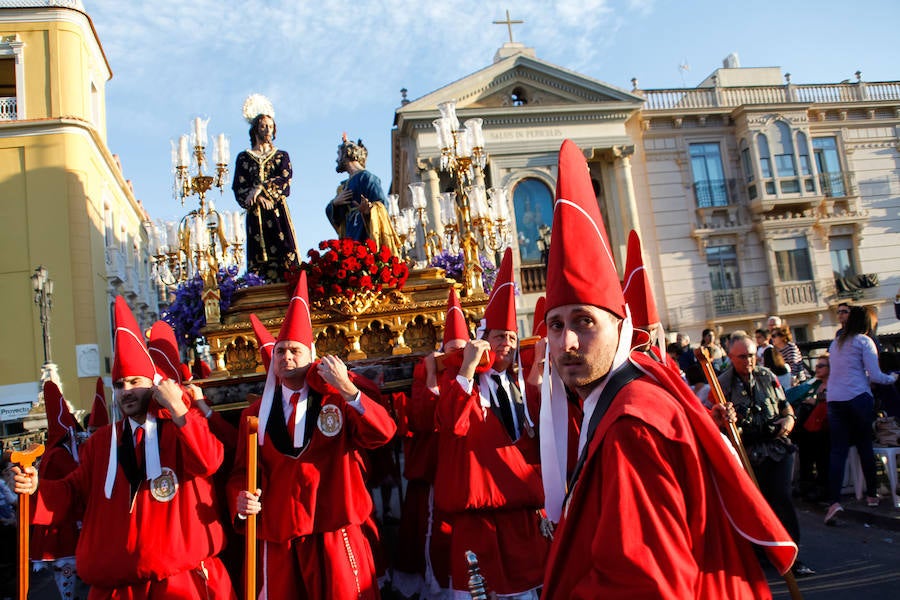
[398,52,643,117]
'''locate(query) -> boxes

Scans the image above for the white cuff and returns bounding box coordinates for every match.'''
[456,374,474,395]
[347,391,365,415]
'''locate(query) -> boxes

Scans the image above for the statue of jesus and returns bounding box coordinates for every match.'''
[232,95,299,282]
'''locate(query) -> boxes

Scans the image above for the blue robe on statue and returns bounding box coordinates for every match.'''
[326,170,387,242]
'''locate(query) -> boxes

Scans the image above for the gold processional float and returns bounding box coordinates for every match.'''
[158,98,518,407]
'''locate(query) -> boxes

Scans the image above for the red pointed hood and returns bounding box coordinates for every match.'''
[442,288,470,348]
[148,321,183,384]
[44,380,79,448]
[277,271,313,349]
[622,230,660,329]
[250,313,276,371]
[89,377,109,429]
[546,140,625,318]
[483,247,517,333]
[111,296,156,381]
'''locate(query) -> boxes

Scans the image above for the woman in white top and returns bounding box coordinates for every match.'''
[824,305,898,524]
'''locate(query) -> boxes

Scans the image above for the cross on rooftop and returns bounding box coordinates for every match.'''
[493,9,524,44]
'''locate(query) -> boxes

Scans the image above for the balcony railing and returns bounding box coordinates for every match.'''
[774,281,819,310]
[519,263,547,294]
[704,287,762,318]
[693,179,731,208]
[641,81,900,111]
[819,171,857,198]
[0,96,16,120]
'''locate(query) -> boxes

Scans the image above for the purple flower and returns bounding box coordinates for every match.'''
[161,268,266,347]
[429,250,497,293]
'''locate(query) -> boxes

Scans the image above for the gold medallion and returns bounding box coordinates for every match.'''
[150,467,178,502]
[317,404,343,437]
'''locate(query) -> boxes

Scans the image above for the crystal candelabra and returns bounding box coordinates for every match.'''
[152,117,243,290]
[430,100,511,295]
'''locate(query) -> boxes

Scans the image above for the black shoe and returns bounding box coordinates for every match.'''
[793,561,816,578]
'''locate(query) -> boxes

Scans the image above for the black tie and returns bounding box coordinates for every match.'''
[491,374,517,441]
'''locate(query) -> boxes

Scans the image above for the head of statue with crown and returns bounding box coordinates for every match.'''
[336,132,368,172]
[242,94,276,147]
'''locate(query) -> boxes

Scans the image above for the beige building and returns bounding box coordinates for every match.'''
[0,0,160,432]
[393,43,900,342]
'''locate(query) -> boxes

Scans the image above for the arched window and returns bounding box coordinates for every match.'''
[510,87,528,107]
[513,178,553,264]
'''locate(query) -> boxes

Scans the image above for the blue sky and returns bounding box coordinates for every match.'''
[85,0,900,254]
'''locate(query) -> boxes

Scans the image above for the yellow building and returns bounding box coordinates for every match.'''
[0,1,160,432]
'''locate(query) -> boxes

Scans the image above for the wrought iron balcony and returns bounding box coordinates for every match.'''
[818,171,857,198]
[0,97,16,120]
[704,287,762,318]
[693,179,732,208]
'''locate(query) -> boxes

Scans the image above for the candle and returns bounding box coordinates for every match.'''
[218,134,227,164]
[166,223,177,248]
[178,135,190,167]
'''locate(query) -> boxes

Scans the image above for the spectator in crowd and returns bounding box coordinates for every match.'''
[771,327,807,384]
[824,305,899,524]
[762,345,793,391]
[767,315,783,334]
[718,334,814,577]
[755,328,772,361]
[700,328,726,371]
[791,355,831,502]
[835,302,850,335]
[676,332,698,372]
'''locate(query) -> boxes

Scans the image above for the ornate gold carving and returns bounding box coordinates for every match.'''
[359,320,395,357]
[315,326,351,360]
[224,336,259,373]
[405,315,438,354]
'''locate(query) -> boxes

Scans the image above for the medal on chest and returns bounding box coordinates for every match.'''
[150,467,179,502]
[317,404,343,437]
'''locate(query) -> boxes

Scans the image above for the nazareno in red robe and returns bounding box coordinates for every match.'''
[434,370,549,595]
[227,366,397,600]
[542,352,797,599]
[30,444,82,562]
[31,412,233,597]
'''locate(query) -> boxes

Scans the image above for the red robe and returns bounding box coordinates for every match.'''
[394,360,452,595]
[227,369,397,600]
[542,353,797,599]
[435,373,549,595]
[31,413,233,598]
[30,444,81,561]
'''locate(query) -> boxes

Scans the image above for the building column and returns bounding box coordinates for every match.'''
[612,145,641,242]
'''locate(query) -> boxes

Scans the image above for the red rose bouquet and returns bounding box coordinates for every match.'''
[302,238,409,302]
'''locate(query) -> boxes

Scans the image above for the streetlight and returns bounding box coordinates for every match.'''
[31,265,60,389]
[31,265,53,366]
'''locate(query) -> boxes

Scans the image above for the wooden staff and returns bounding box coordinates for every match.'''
[245,416,259,600]
[10,444,44,600]
[695,348,804,600]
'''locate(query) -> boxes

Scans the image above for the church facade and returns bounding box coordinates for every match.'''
[392,43,900,341]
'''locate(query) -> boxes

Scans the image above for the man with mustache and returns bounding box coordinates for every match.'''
[13,297,234,599]
[539,141,797,599]
[434,248,548,600]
